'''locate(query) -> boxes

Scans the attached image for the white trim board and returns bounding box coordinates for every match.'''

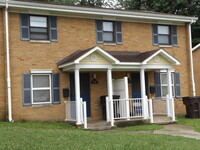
[192,43,200,52]
[5,0,198,23]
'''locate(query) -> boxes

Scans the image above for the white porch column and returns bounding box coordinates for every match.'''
[107,69,114,126]
[167,69,173,99]
[140,68,148,119]
[75,69,81,125]
[167,69,175,121]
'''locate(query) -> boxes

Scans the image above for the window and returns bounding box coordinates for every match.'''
[23,73,60,106]
[96,20,122,44]
[154,72,181,98]
[152,24,178,46]
[102,21,114,42]
[160,73,175,97]
[20,14,58,41]
[158,25,170,45]
[32,74,51,104]
[30,16,49,40]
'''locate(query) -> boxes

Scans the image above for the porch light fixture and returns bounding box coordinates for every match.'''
[91,74,98,84]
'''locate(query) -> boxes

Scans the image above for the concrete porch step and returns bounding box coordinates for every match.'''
[86,126,112,131]
[87,120,110,128]
[153,115,177,125]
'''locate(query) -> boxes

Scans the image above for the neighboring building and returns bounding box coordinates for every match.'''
[0,0,198,127]
[193,43,200,95]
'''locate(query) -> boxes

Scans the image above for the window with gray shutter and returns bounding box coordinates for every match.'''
[154,72,161,97]
[96,20,103,43]
[152,24,158,45]
[116,21,122,44]
[23,74,32,106]
[50,16,58,42]
[20,14,58,41]
[96,20,122,44]
[52,73,60,104]
[21,14,30,40]
[174,72,181,97]
[152,24,178,46]
[155,72,181,98]
[171,25,178,46]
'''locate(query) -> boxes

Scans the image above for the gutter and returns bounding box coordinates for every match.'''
[5,0,13,122]
[189,20,196,96]
[7,0,198,23]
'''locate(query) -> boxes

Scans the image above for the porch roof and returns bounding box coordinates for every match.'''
[57,46,180,69]
[57,47,161,66]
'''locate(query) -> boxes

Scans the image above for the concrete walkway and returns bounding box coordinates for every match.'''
[106,124,200,140]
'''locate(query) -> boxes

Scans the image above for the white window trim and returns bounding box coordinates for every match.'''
[31,74,52,105]
[160,72,175,98]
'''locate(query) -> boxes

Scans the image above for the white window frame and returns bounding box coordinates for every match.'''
[31,74,52,105]
[102,21,114,43]
[157,25,171,45]
[160,72,175,98]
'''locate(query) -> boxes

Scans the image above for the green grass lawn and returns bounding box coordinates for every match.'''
[177,116,200,132]
[112,123,163,131]
[0,122,200,150]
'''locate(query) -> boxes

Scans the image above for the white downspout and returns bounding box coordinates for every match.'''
[5,0,13,122]
[189,20,196,97]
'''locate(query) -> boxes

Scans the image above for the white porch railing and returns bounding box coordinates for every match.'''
[166,95,175,121]
[106,97,154,123]
[65,101,76,121]
[112,98,143,119]
[65,98,87,129]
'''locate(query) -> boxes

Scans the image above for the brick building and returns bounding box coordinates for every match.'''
[0,0,198,127]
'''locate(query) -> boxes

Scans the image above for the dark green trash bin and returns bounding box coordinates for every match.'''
[183,96,200,118]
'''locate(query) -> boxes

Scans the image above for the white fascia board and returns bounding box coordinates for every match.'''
[142,49,180,65]
[144,65,172,69]
[74,46,120,64]
[30,69,52,73]
[116,62,141,65]
[58,62,75,69]
[192,43,200,52]
[8,0,198,23]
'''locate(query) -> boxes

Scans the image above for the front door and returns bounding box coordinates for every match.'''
[131,73,148,98]
[70,73,91,117]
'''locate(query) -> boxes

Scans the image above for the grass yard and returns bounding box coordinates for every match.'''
[0,122,200,150]
[177,116,200,132]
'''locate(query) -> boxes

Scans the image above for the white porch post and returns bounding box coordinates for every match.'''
[75,69,82,125]
[140,68,147,119]
[167,69,175,121]
[107,69,114,126]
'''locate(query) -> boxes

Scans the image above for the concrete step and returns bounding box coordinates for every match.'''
[153,115,177,125]
[86,125,112,131]
[87,120,110,128]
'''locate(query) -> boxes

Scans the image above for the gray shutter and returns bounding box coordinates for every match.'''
[174,72,181,97]
[96,20,103,43]
[154,72,161,97]
[52,73,60,104]
[20,14,30,40]
[50,16,58,42]
[116,21,122,44]
[171,25,178,46]
[23,74,31,106]
[152,24,158,45]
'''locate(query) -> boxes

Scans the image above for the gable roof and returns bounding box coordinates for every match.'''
[192,43,200,52]
[57,46,180,67]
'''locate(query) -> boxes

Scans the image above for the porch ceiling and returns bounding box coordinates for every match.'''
[57,46,180,71]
